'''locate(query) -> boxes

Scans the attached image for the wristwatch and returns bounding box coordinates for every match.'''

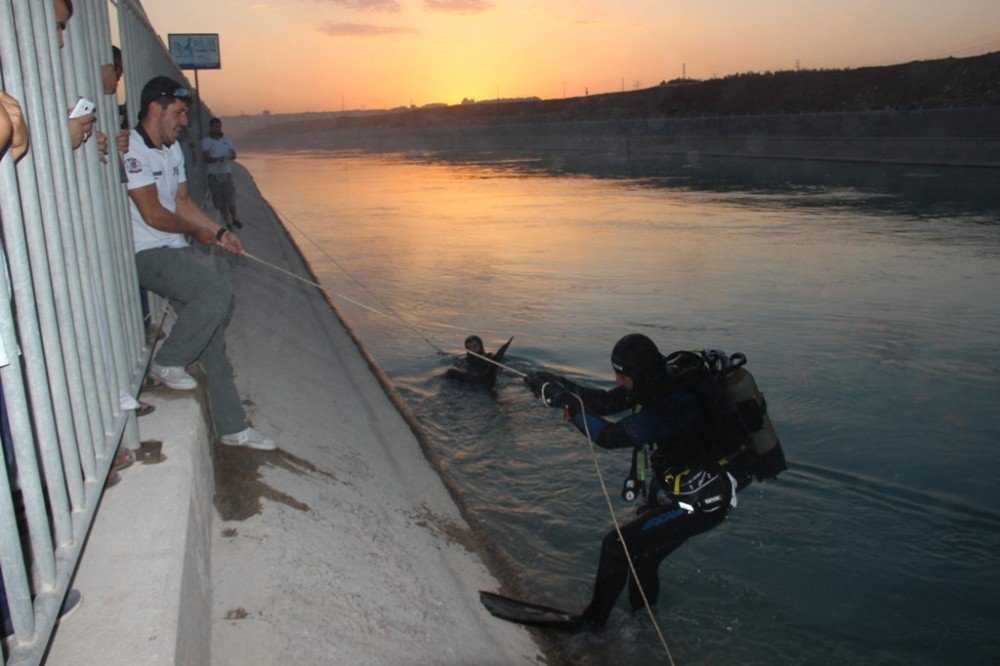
[215,227,227,241]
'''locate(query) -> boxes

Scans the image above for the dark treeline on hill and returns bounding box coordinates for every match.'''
[258,52,1000,134]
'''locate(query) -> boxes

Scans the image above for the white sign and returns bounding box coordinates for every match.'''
[168,33,221,70]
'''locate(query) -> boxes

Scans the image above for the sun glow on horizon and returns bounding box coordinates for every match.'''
[133,0,1000,115]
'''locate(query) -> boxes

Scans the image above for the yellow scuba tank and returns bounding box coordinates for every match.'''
[721,366,781,457]
[701,349,787,480]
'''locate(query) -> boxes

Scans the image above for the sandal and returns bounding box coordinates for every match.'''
[137,401,156,417]
[112,447,134,472]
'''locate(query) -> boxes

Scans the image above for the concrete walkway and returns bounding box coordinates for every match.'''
[46,166,542,665]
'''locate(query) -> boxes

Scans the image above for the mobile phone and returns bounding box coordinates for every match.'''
[69,98,96,118]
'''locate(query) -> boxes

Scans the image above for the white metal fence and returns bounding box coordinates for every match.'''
[1,1,212,662]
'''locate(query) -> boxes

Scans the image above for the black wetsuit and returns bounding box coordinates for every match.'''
[563,380,753,626]
[445,338,512,387]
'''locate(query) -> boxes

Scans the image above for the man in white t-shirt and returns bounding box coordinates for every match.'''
[202,117,241,230]
[124,76,274,450]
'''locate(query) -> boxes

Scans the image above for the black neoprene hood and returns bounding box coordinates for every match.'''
[611,333,666,390]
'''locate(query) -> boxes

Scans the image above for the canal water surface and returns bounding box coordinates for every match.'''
[241,149,1000,665]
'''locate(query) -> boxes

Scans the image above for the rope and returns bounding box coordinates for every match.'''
[439,352,677,663]
[239,250,447,356]
[572,392,676,665]
[463,349,527,378]
[231,208,674,659]
[267,204,450,355]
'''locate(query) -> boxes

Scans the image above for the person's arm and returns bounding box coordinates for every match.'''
[174,182,243,254]
[572,401,697,450]
[1,91,29,161]
[528,371,630,415]
[115,129,129,154]
[68,112,95,149]
[127,182,241,254]
[95,131,108,162]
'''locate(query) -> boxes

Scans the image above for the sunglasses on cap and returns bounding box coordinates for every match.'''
[156,87,192,100]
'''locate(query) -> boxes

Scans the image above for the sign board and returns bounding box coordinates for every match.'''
[168,33,221,69]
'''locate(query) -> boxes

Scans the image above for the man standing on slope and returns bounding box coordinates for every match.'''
[124,76,275,450]
[202,117,242,231]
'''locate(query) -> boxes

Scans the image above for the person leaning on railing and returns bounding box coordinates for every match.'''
[1,87,31,644]
[1,86,82,644]
[123,76,276,451]
[52,0,136,481]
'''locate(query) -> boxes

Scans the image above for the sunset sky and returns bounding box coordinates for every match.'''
[138,0,1000,115]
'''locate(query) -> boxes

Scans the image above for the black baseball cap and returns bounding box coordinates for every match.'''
[138,75,192,120]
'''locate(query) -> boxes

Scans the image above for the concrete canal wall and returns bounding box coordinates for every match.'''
[240,106,1000,168]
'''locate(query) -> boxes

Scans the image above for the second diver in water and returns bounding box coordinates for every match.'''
[481,333,786,630]
[446,335,513,388]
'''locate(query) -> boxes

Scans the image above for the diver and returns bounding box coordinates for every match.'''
[483,333,784,630]
[445,335,513,387]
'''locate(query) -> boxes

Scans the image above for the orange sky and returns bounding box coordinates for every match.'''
[138,0,1000,115]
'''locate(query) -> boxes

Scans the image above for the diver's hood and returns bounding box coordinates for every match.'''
[611,333,667,393]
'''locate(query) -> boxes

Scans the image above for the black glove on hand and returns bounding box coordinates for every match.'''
[525,371,564,398]
[526,371,580,410]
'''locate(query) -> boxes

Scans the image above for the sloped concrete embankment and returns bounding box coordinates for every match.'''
[45,165,544,665]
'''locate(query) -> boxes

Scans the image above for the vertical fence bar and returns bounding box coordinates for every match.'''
[2,0,186,660]
[16,0,97,492]
[3,0,82,546]
[65,0,123,440]
[94,1,142,367]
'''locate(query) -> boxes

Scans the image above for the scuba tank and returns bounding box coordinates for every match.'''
[703,350,787,481]
[616,345,787,507]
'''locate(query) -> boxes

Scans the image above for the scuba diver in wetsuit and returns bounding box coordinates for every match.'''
[446,335,513,387]
[521,333,785,628]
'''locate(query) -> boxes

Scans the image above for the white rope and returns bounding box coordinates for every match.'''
[463,349,527,378]
[239,250,447,355]
[453,353,678,664]
[266,204,451,355]
[572,392,676,666]
[233,208,673,658]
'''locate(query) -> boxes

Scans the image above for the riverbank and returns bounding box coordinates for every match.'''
[234,106,1000,168]
[45,164,543,664]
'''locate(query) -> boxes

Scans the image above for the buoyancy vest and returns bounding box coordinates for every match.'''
[635,349,786,508]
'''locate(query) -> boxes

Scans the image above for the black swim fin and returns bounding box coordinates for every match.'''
[479,590,585,632]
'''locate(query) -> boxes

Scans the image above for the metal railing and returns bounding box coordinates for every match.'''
[1,1,211,663]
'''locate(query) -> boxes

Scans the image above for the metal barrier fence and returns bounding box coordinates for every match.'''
[1,1,212,663]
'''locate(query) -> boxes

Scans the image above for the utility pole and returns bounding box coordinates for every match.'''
[682,62,686,79]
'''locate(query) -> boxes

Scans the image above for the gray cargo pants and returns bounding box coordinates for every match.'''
[135,246,247,436]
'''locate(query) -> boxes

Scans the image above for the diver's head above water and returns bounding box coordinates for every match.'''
[465,335,485,355]
[611,333,666,394]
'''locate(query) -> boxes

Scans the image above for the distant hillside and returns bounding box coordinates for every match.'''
[236,51,1000,136]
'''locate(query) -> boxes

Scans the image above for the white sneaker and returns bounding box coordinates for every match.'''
[220,426,276,451]
[149,363,198,390]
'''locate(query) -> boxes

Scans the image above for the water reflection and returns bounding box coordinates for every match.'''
[241,149,1000,665]
[405,148,1000,220]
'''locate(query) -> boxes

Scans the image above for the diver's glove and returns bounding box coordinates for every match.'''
[526,371,560,397]
[525,371,577,410]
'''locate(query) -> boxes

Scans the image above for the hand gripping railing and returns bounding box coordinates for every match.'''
[1,1,212,662]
